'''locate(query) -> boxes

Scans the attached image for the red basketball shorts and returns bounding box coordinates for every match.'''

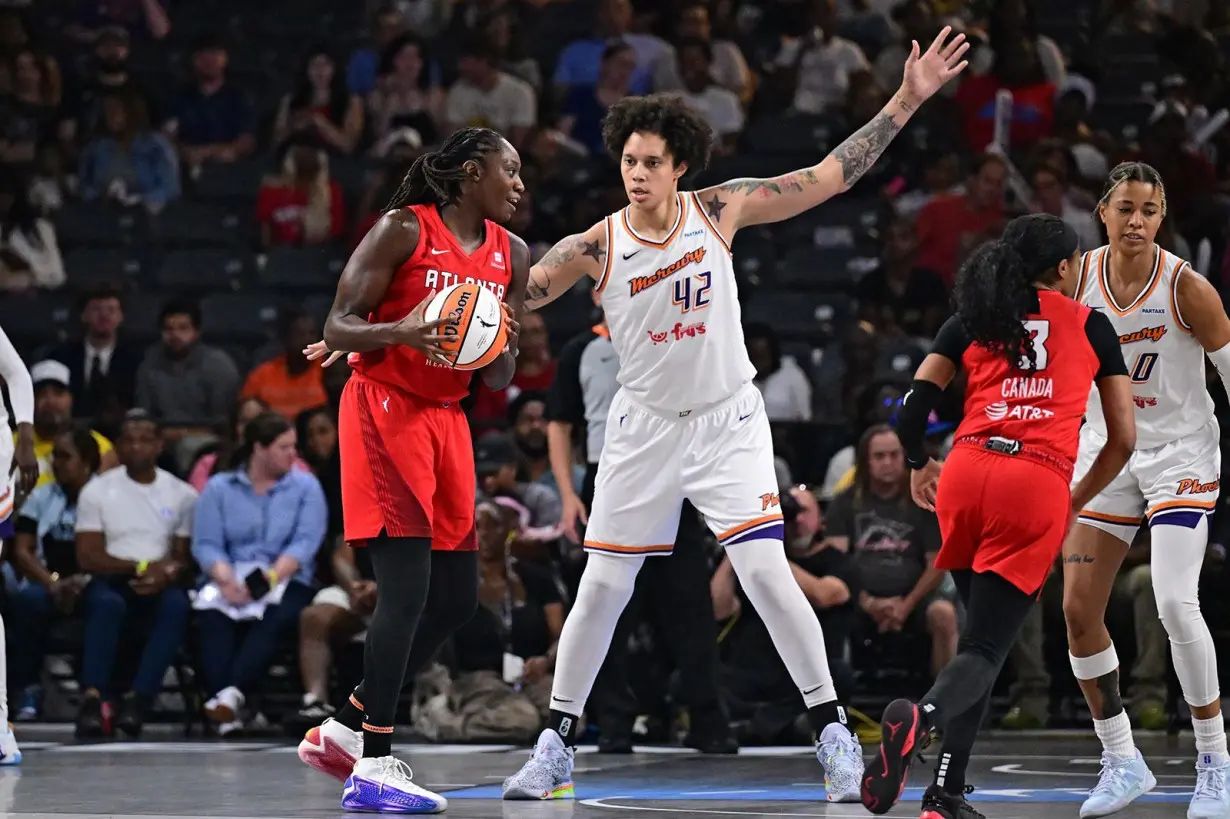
[338,376,476,551]
[934,446,1071,595]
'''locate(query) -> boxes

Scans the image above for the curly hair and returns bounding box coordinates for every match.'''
[952,213,1074,374]
[601,93,713,174]
[386,127,506,210]
[1098,160,1167,217]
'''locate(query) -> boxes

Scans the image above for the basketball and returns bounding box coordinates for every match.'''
[423,283,508,371]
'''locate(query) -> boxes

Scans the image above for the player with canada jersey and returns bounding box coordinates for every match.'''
[297,128,530,814]
[860,214,1135,819]
[1064,162,1230,819]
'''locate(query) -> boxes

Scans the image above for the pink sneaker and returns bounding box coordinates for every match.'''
[299,718,362,782]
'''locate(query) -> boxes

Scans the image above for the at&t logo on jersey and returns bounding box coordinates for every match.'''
[985,401,1055,421]
[648,321,707,345]
[629,248,707,296]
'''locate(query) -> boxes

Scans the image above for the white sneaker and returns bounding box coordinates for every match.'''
[1190,752,1230,819]
[503,728,576,800]
[217,719,244,737]
[205,686,245,724]
[299,718,363,782]
[1080,750,1156,818]
[0,724,21,766]
[342,756,447,813]
[817,722,863,802]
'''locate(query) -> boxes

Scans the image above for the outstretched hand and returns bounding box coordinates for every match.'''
[304,340,344,367]
[901,26,969,104]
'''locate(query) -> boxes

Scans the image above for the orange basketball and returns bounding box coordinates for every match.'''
[423,283,508,371]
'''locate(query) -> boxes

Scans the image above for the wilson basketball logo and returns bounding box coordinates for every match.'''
[439,287,477,362]
[424,283,507,371]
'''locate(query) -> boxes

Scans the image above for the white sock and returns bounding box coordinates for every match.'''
[1093,712,1136,758]
[1193,713,1228,756]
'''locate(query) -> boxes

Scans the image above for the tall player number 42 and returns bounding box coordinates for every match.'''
[672,272,712,313]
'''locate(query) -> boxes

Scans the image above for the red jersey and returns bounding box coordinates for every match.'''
[939,290,1123,467]
[351,204,513,403]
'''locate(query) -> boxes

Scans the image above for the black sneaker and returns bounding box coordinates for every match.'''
[75,696,107,739]
[116,692,145,739]
[685,724,739,754]
[861,698,926,815]
[296,699,335,722]
[597,730,634,754]
[919,784,985,819]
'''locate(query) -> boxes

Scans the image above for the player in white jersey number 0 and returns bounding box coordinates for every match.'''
[1066,162,1230,819]
[307,26,968,808]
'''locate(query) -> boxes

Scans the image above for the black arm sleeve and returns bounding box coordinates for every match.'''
[545,332,591,425]
[1085,310,1128,380]
[897,379,945,469]
[931,315,974,363]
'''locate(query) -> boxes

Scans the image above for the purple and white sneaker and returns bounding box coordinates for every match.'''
[342,756,447,814]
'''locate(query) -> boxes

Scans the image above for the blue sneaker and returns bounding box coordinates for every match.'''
[1080,750,1156,818]
[817,723,863,802]
[1189,753,1230,819]
[0,724,21,766]
[503,728,576,800]
[341,757,446,813]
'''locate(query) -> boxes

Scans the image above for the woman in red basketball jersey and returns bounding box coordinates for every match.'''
[861,214,1137,819]
[297,127,532,813]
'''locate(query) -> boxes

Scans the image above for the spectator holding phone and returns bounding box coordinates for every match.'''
[73,410,196,739]
[191,412,326,736]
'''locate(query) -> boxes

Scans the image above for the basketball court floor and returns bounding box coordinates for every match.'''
[1,728,1202,818]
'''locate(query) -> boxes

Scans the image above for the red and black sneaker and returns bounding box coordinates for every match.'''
[861,698,925,815]
[919,784,984,819]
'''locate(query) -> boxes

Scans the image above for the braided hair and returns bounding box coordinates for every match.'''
[1098,160,1167,217]
[952,213,1077,374]
[385,127,506,210]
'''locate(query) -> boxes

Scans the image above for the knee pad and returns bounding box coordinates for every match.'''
[577,552,644,608]
[1149,521,1207,642]
[724,539,791,598]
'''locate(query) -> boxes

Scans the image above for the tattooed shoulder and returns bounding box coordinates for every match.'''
[718,169,822,203]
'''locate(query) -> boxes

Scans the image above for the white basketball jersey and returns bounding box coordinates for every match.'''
[1077,244,1213,449]
[597,192,756,413]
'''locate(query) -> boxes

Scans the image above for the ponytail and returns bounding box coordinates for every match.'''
[385,127,506,211]
[952,239,1039,373]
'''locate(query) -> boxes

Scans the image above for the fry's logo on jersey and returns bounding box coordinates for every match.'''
[1177,477,1220,495]
[1001,377,1053,399]
[761,493,780,511]
[1133,395,1158,408]
[1118,325,1167,344]
[423,269,507,300]
[985,401,1055,421]
[648,321,707,345]
[629,247,707,297]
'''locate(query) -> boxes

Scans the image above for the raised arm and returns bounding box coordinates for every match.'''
[695,28,968,237]
[524,220,610,312]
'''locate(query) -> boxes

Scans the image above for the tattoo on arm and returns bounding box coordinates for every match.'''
[704,194,727,221]
[526,270,549,302]
[1093,669,1124,719]
[1064,554,1096,564]
[831,108,905,187]
[720,169,821,201]
[582,241,606,264]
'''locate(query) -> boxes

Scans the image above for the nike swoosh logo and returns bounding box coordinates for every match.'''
[738,413,751,422]
[431,248,450,255]
[622,251,641,260]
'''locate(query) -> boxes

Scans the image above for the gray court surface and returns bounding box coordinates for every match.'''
[0,728,1205,818]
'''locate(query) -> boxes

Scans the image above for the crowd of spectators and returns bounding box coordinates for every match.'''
[0,0,1228,743]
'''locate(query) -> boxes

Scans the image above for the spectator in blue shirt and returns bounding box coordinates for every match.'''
[346,4,409,97]
[6,428,100,722]
[191,411,326,735]
[78,90,180,211]
[165,33,256,167]
[552,0,667,99]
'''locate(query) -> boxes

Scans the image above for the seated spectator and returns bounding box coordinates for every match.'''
[295,406,337,473]
[26,360,118,486]
[59,26,157,154]
[165,34,256,167]
[79,90,180,212]
[713,486,857,744]
[191,412,326,735]
[354,128,422,243]
[856,215,949,340]
[73,411,196,738]
[189,396,267,490]
[508,390,574,493]
[826,425,957,677]
[135,299,241,434]
[780,0,869,115]
[0,169,64,292]
[481,9,542,92]
[65,0,170,42]
[295,531,373,722]
[652,2,752,101]
[1029,160,1101,250]
[674,39,743,153]
[1133,101,1218,234]
[872,0,936,96]
[746,323,811,422]
[476,432,561,558]
[256,141,347,248]
[48,286,142,437]
[446,37,537,149]
[273,46,364,156]
[366,34,443,149]
[891,146,962,220]
[557,42,637,156]
[513,312,555,393]
[347,4,410,96]
[7,428,100,721]
[968,0,1066,88]
[956,33,1055,153]
[0,47,61,169]
[553,0,664,97]
[914,153,1006,285]
[241,309,328,420]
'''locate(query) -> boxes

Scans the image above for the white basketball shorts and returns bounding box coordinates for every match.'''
[0,434,14,524]
[583,382,784,556]
[1073,418,1221,543]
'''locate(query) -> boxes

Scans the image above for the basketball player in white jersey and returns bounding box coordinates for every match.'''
[490,27,969,802]
[0,323,40,766]
[1065,161,1230,819]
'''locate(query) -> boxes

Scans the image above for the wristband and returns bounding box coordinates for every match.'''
[267,569,279,585]
[136,560,149,576]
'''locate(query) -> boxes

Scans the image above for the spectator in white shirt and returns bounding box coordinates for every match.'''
[781,0,870,115]
[746,323,812,422]
[446,36,537,149]
[74,410,197,739]
[652,3,752,102]
[675,39,744,154]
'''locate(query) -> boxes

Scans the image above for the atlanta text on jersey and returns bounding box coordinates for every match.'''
[423,269,507,300]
